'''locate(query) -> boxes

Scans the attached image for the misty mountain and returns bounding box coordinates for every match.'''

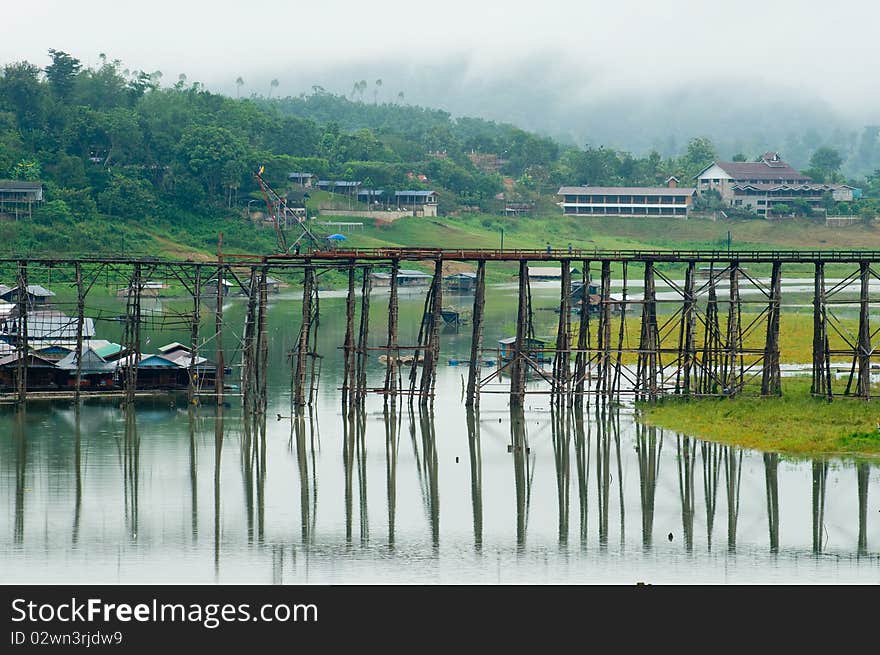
[231,55,876,175]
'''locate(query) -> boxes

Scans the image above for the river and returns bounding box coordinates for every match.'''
[1,281,878,583]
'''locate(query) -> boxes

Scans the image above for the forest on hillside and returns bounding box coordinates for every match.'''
[1,50,880,257]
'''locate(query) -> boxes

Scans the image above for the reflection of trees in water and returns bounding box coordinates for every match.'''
[701,442,720,551]
[764,453,779,553]
[723,446,743,552]
[466,408,482,552]
[677,436,696,552]
[858,463,869,555]
[812,460,828,553]
[636,422,662,549]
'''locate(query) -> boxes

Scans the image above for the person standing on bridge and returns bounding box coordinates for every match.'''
[546,242,552,255]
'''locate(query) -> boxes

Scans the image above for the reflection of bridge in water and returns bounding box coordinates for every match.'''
[6,400,875,579]
[5,248,880,407]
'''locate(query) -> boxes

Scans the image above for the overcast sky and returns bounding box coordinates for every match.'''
[2,0,878,121]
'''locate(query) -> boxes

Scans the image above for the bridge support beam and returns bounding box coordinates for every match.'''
[465,260,486,408]
[761,261,782,396]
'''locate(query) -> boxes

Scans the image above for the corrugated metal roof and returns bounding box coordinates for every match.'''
[0,180,42,190]
[1,312,96,339]
[56,348,116,372]
[395,190,436,197]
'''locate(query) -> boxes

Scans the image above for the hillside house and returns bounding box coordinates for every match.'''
[288,172,316,188]
[395,190,438,217]
[0,180,43,219]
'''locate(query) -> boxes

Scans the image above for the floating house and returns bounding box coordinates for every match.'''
[370,269,433,288]
[0,311,96,346]
[0,284,56,307]
[55,348,116,388]
[497,336,551,364]
[0,352,58,389]
[443,272,477,293]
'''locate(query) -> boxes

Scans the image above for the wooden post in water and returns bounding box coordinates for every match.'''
[74,262,85,402]
[856,261,871,399]
[356,267,372,406]
[15,260,28,403]
[724,262,741,396]
[761,261,782,396]
[294,263,314,408]
[465,260,486,408]
[188,265,202,405]
[241,268,259,413]
[420,259,443,405]
[257,265,269,415]
[509,261,530,408]
[574,261,591,402]
[215,236,225,407]
[124,263,142,405]
[637,261,659,400]
[342,262,357,407]
[811,262,832,399]
[553,259,572,405]
[611,262,628,401]
[678,262,696,395]
[596,261,612,397]
[384,259,400,405]
[699,264,720,395]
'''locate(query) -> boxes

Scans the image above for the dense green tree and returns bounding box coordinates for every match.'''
[45,49,82,99]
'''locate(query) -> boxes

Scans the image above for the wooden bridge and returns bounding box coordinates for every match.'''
[2,247,880,409]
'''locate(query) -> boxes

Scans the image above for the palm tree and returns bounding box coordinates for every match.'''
[374,78,382,104]
[235,76,244,98]
[269,78,279,98]
[397,91,404,104]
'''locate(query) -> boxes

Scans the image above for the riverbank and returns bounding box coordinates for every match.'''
[637,376,880,457]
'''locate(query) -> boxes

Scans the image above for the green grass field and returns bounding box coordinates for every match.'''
[638,377,880,458]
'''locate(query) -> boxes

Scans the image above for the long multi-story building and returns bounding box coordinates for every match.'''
[558,180,697,217]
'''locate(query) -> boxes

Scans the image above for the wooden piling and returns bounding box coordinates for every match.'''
[188,265,202,404]
[724,262,741,396]
[465,260,486,408]
[15,260,28,404]
[124,263,142,404]
[74,262,85,402]
[356,267,372,405]
[420,259,443,404]
[573,261,591,401]
[856,261,871,399]
[596,261,612,397]
[215,236,224,407]
[510,260,530,408]
[553,259,572,405]
[342,262,357,406]
[294,263,315,408]
[257,265,269,414]
[811,262,832,399]
[761,261,782,396]
[637,261,659,400]
[384,259,400,405]
[677,262,696,395]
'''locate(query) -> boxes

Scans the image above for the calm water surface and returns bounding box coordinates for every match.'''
[1,282,878,583]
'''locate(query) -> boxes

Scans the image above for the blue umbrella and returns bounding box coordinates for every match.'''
[326,233,347,241]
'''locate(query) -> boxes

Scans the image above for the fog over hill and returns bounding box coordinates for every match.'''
[231,53,871,173]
